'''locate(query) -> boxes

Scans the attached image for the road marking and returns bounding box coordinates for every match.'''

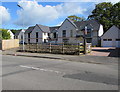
[19,65,64,74]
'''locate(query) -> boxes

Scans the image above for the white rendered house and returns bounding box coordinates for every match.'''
[7,30,14,39]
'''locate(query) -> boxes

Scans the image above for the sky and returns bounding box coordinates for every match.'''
[0,0,119,30]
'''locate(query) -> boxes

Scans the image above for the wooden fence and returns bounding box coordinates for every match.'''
[2,39,19,50]
[19,43,91,55]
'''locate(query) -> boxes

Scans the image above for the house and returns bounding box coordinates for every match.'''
[101,25,120,48]
[24,18,103,46]
[14,29,26,43]
[25,24,50,44]
[25,26,35,43]
[57,18,104,46]
[7,30,14,39]
[49,26,60,44]
[57,18,78,44]
[75,19,104,46]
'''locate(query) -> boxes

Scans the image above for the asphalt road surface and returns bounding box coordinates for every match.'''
[2,55,118,90]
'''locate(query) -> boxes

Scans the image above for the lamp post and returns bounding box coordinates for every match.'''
[22,29,25,51]
[17,4,25,51]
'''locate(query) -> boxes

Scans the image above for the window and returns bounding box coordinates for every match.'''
[21,35,23,40]
[28,33,30,43]
[63,30,66,37]
[53,32,56,38]
[48,33,50,36]
[44,33,46,35]
[108,39,112,41]
[44,39,47,43]
[103,39,112,41]
[116,39,120,41]
[70,30,73,37]
[15,36,18,39]
[28,33,30,38]
[36,32,38,43]
[103,39,107,41]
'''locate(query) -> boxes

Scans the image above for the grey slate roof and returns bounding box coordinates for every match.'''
[24,19,101,35]
[25,26,35,34]
[14,30,21,36]
[15,29,27,36]
[67,18,78,28]
[37,24,50,33]
[74,20,100,31]
[49,26,60,32]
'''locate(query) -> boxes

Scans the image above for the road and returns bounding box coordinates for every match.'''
[2,55,118,90]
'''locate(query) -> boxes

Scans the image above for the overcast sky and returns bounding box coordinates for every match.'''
[0,0,119,29]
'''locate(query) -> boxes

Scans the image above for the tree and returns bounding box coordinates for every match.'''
[68,15,85,22]
[88,2,120,32]
[111,2,120,28]
[88,2,113,32]
[1,29,11,40]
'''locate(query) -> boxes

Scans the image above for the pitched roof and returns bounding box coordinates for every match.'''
[101,25,120,38]
[15,29,27,36]
[74,19,100,31]
[37,24,50,33]
[14,30,21,36]
[7,30,14,35]
[25,26,35,34]
[49,26,60,32]
[66,18,77,28]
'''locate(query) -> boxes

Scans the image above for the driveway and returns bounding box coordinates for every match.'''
[88,47,119,57]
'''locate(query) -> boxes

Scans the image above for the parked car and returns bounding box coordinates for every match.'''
[19,41,27,44]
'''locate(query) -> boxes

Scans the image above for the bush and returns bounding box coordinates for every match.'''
[1,29,11,40]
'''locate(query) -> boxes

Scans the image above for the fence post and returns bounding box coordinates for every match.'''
[40,43,42,52]
[29,44,30,51]
[49,43,51,53]
[83,38,87,54]
[62,43,64,54]
[36,43,38,52]
[78,43,80,55]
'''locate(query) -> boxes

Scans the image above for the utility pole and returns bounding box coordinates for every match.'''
[22,29,25,51]
[17,4,25,51]
[83,26,87,54]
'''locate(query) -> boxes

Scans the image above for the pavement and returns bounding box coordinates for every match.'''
[2,55,118,90]
[2,48,119,65]
[89,47,120,57]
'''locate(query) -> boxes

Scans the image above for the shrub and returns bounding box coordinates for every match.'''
[1,29,11,40]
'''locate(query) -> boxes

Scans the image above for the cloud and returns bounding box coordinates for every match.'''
[14,0,119,27]
[14,0,87,27]
[0,6,11,25]
[65,0,119,3]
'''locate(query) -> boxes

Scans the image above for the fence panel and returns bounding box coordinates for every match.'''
[19,43,91,55]
[2,39,19,50]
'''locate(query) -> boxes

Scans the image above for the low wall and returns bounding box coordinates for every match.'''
[2,39,19,50]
